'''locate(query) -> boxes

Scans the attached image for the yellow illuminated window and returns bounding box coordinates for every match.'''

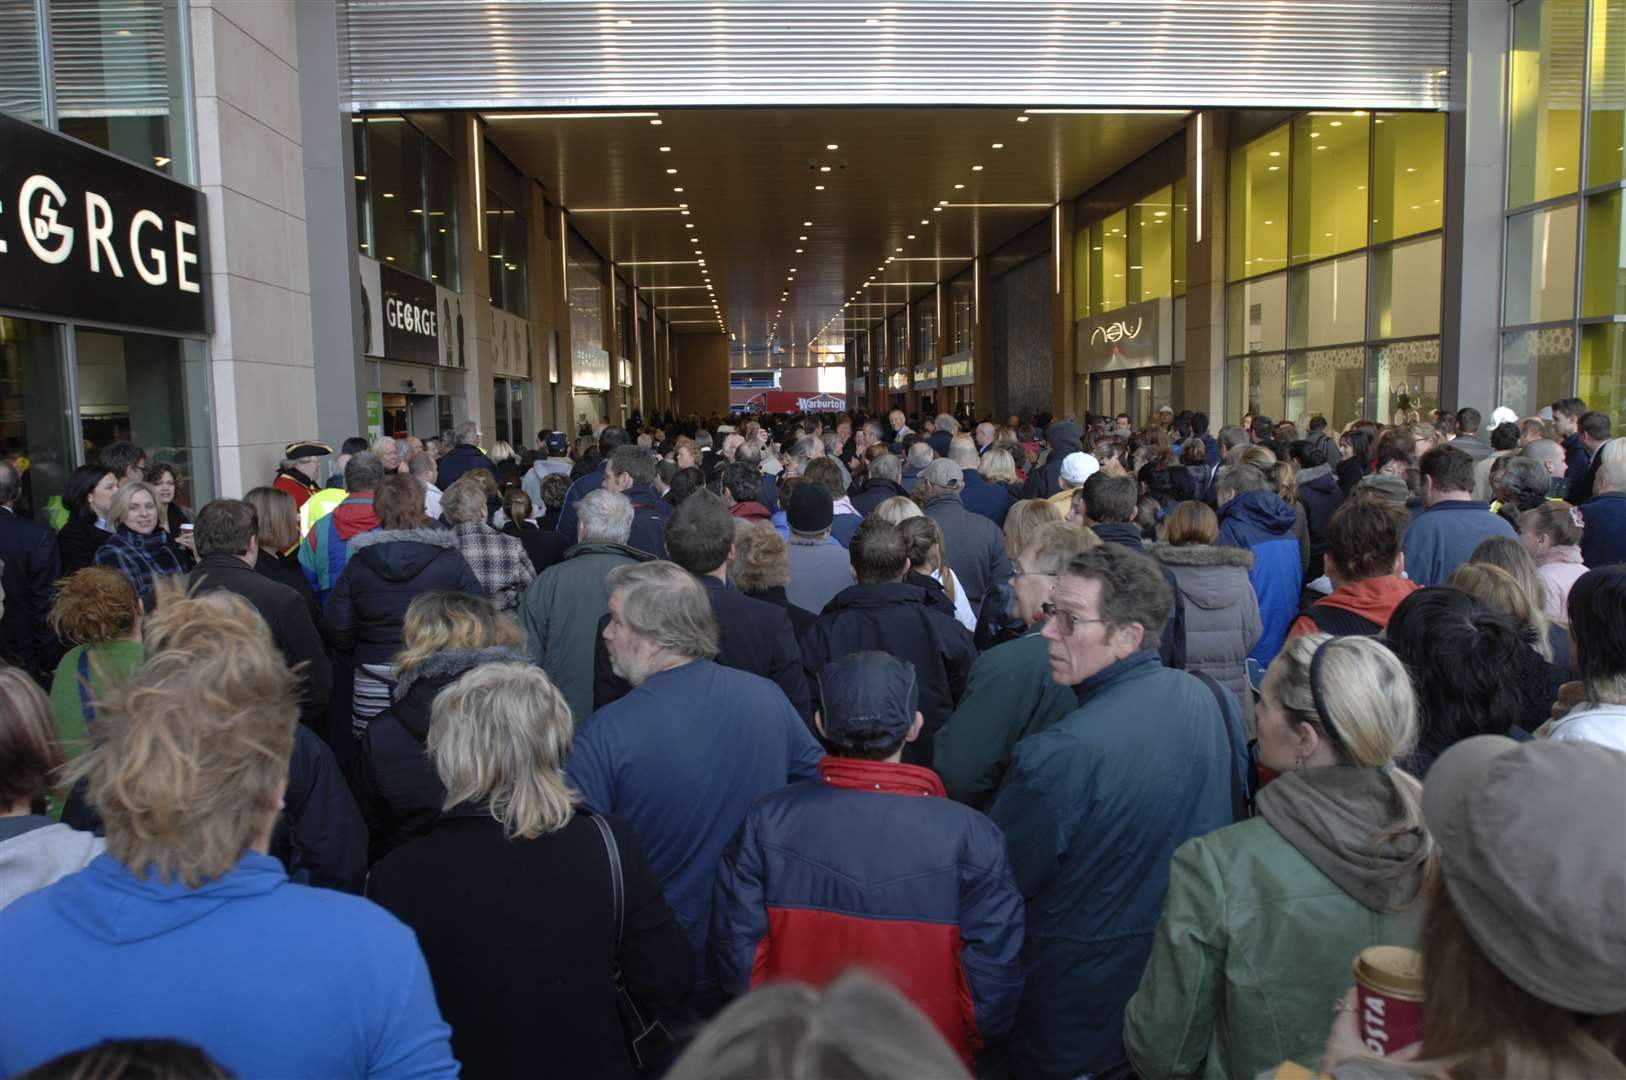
[1228,125,1290,280]
[1581,188,1626,317]
[1372,113,1445,244]
[1580,323,1625,425]
[1075,226,1092,318]
[1370,236,1444,339]
[1098,210,1128,312]
[1505,203,1579,324]
[1587,0,1625,186]
[1227,274,1287,356]
[1130,185,1174,303]
[1173,176,1188,296]
[1291,112,1370,263]
[1508,0,1586,209]
[1290,253,1368,348]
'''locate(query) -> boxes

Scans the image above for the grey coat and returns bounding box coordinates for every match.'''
[925,492,1013,610]
[1151,543,1261,700]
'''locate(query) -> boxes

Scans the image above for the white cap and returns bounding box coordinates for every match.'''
[1060,452,1100,486]
[1490,406,1519,427]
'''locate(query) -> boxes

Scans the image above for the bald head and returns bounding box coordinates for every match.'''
[1597,461,1626,495]
[1522,438,1565,478]
[948,435,979,469]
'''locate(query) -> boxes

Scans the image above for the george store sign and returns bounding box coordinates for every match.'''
[380,261,439,366]
[0,112,210,334]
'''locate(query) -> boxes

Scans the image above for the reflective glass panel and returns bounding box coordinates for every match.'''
[1287,347,1366,432]
[1074,224,1092,318]
[1590,0,1626,185]
[1229,353,1287,420]
[1290,253,1368,348]
[1173,176,1189,296]
[1129,185,1173,302]
[1373,339,1441,426]
[1508,0,1586,208]
[0,3,45,125]
[1370,236,1443,339]
[1504,202,1579,325]
[353,119,373,258]
[1291,112,1370,264]
[1500,325,1576,417]
[1581,188,1626,317]
[368,118,427,274]
[426,140,459,289]
[1098,211,1128,311]
[1580,323,1626,425]
[1228,124,1290,280]
[1371,112,1446,243]
[1226,274,1287,356]
[0,317,72,521]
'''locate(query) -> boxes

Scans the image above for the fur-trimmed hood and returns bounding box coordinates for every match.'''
[347,525,462,584]
[347,525,457,552]
[394,645,530,707]
[1150,542,1255,569]
[1296,463,1336,487]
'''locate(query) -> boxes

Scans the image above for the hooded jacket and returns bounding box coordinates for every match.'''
[1534,544,1587,624]
[520,456,572,510]
[324,528,483,666]
[1124,768,1429,1080]
[1295,464,1346,579]
[0,817,103,911]
[800,582,978,766]
[1217,491,1302,667]
[622,482,671,559]
[711,757,1025,1067]
[356,646,530,862]
[728,500,772,523]
[1020,422,1083,500]
[1151,543,1261,699]
[300,492,380,604]
[0,853,457,1078]
[1288,576,1419,641]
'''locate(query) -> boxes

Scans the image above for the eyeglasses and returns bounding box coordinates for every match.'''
[1010,564,1054,582]
[1041,601,1107,637]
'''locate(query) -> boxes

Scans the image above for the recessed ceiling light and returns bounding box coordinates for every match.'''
[1017,115,1030,122]
[939,199,949,205]
[798,235,808,241]
[666,168,677,174]
[685,222,694,228]
[673,186,684,192]
[921,219,929,225]
[895,247,903,252]
[954,184,964,189]
[991,142,1004,149]
[659,146,671,152]
[819,165,831,173]
[681,209,690,215]
[971,165,983,172]
[932,207,942,212]
[814,184,825,190]
[803,221,812,226]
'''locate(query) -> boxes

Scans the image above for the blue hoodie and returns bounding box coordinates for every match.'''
[0,853,457,1079]
[1217,490,1301,667]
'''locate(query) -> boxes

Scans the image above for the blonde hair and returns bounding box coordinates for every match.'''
[0,666,62,810]
[871,495,922,526]
[1003,498,1064,559]
[243,486,299,552]
[429,662,579,840]
[978,448,1018,484]
[1269,460,1299,506]
[68,583,299,886]
[489,440,517,464]
[729,520,790,592]
[1271,633,1432,881]
[109,480,160,528]
[440,476,489,526]
[394,591,524,675]
[1452,557,1554,662]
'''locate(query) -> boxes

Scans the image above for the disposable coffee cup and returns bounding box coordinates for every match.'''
[1352,946,1424,1055]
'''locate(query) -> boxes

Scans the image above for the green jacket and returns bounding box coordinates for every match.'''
[934,628,1076,810]
[519,541,652,722]
[47,640,145,819]
[1124,769,1428,1080]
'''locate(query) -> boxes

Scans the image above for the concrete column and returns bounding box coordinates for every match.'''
[604,260,622,426]
[525,180,555,437]
[454,116,492,441]
[191,0,317,495]
[1184,110,1228,421]
[1441,0,1509,412]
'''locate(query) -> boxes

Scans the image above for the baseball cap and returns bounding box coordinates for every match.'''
[1489,406,1520,427]
[921,458,963,488]
[816,652,919,751]
[1422,736,1626,1013]
[786,483,834,533]
[1060,452,1100,486]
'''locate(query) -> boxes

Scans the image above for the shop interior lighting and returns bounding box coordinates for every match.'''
[486,111,660,120]
[1023,108,1189,116]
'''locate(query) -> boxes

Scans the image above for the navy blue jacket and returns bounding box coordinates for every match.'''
[434,443,495,491]
[1581,492,1626,567]
[554,465,607,540]
[565,660,824,984]
[1090,524,1187,671]
[622,483,671,559]
[988,651,1233,1080]
[1217,491,1301,668]
[849,477,909,517]
[0,507,60,679]
[1563,432,1593,487]
[961,469,1016,528]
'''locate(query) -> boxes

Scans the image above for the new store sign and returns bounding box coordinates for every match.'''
[0,112,209,334]
[1077,297,1171,372]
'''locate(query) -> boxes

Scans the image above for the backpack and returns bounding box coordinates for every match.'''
[1299,603,1381,637]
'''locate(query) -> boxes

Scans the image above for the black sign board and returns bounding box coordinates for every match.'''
[0,112,210,334]
[380,262,440,367]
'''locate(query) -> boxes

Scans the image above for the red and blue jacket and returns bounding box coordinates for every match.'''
[710,756,1025,1065]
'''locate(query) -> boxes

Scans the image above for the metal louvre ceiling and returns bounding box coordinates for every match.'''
[345,1,1452,112]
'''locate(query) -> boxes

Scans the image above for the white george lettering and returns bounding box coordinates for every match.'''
[2,174,201,295]
[385,297,437,338]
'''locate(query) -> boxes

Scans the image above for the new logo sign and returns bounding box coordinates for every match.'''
[1089,317,1144,345]
[0,112,209,334]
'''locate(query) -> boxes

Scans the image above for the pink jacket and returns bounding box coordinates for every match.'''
[1536,545,1588,624]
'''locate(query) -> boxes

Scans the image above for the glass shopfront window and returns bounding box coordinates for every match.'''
[1228,125,1290,280]
[1290,253,1367,349]
[1370,236,1444,339]
[1580,323,1625,420]
[1373,339,1441,426]
[1291,112,1370,264]
[948,271,974,354]
[1227,274,1288,356]
[1505,202,1580,325]
[567,229,608,392]
[1502,326,1578,416]
[1228,352,1287,421]
[486,144,528,317]
[1591,0,1625,186]
[1129,185,1174,302]
[1509,0,1586,209]
[355,116,460,288]
[0,317,73,518]
[1373,112,1447,243]
[1581,188,1626,317]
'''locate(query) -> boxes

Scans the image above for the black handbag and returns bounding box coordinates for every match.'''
[589,813,675,1071]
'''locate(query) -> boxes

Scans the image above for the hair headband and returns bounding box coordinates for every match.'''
[1308,637,1349,757]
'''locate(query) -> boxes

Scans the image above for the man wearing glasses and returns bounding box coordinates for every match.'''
[987,543,1235,1080]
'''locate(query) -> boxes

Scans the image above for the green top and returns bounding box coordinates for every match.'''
[47,640,145,819]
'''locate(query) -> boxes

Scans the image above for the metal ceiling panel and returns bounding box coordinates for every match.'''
[344,1,1451,113]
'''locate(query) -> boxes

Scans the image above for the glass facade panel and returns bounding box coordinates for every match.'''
[367,118,427,274]
[426,141,458,288]
[353,119,373,258]
[50,0,190,177]
[1096,211,1128,311]
[1290,253,1368,348]
[1074,226,1092,318]
[1371,112,1447,243]
[948,271,974,354]
[0,3,45,124]
[488,192,527,316]
[1508,0,1586,209]
[915,295,937,368]
[1373,339,1441,426]
[1590,0,1626,185]
[1290,112,1370,264]
[1172,176,1189,296]
[1581,188,1626,317]
[1129,185,1174,302]
[0,317,73,520]
[1580,322,1626,423]
[1226,274,1287,356]
[1228,125,1290,280]
[1504,202,1579,324]
[1229,353,1287,420]
[1371,236,1444,339]
[1500,325,1577,416]
[1287,346,1367,431]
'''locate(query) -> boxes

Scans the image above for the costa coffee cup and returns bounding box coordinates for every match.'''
[1352,946,1424,1055]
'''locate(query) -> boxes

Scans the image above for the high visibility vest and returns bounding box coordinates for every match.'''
[300,487,348,536]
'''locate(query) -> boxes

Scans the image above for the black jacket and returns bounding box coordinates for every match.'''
[189,553,332,732]
[502,519,569,575]
[1021,422,1084,500]
[324,528,483,666]
[905,569,962,622]
[435,443,496,490]
[593,576,813,723]
[800,581,977,766]
[369,810,692,1080]
[354,646,529,863]
[623,483,671,559]
[57,516,110,575]
[1335,456,1366,495]
[254,548,322,629]
[0,507,60,679]
[849,477,909,518]
[743,584,818,639]
[1091,523,1188,671]
[1294,465,1346,581]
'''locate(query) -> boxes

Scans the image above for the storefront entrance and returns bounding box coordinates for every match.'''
[1090,368,1172,427]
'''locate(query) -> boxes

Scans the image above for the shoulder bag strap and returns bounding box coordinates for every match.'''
[76,649,96,727]
[589,812,624,949]
[1194,671,1250,822]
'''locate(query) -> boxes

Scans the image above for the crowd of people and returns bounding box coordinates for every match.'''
[0,400,1622,1079]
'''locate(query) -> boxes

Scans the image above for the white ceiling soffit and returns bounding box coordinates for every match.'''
[344,1,1452,113]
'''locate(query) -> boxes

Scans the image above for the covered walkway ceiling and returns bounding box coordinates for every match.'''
[485,107,1186,346]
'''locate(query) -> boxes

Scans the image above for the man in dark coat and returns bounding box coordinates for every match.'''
[555,425,630,539]
[0,460,60,683]
[187,498,332,735]
[1020,421,1083,500]
[591,492,812,722]
[604,445,671,559]
[1580,463,1626,567]
[800,518,977,766]
[1077,473,1186,671]
[848,451,909,516]
[433,419,495,491]
[989,544,1233,1079]
[920,458,1012,613]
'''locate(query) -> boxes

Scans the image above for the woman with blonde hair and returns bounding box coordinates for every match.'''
[1126,635,1433,1079]
[1516,501,1588,625]
[91,481,189,602]
[1002,498,1063,560]
[0,665,103,908]
[368,661,691,1079]
[1451,557,1569,731]
[47,568,144,766]
[729,521,815,637]
[354,590,527,861]
[872,493,923,526]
